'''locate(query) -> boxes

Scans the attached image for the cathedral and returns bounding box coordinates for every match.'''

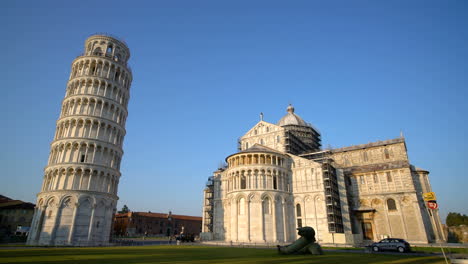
[202,105,445,245]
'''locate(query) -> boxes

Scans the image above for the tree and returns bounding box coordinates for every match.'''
[118,205,130,214]
[446,212,468,226]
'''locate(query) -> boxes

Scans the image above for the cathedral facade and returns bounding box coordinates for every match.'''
[202,105,444,245]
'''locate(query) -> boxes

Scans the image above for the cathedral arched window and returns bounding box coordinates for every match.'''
[262,197,270,214]
[276,136,280,143]
[387,198,397,211]
[296,204,303,228]
[296,204,302,217]
[238,197,245,215]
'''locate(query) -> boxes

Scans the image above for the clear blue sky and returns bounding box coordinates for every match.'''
[2,1,467,221]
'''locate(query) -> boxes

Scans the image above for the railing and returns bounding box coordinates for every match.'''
[89,33,128,46]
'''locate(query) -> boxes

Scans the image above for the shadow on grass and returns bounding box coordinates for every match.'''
[0,246,447,264]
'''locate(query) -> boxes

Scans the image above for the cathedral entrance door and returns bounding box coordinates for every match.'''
[362,222,374,240]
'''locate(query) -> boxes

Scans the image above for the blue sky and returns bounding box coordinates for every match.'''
[2,1,467,220]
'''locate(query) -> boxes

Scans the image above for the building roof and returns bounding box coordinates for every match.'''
[0,200,35,210]
[331,138,405,153]
[277,104,308,127]
[412,165,429,173]
[225,144,286,161]
[239,144,284,155]
[0,195,13,203]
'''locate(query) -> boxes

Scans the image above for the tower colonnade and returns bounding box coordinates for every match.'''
[54,117,125,147]
[28,34,132,246]
[60,95,128,125]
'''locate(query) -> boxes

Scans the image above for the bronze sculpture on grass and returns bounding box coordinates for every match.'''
[277,226,323,255]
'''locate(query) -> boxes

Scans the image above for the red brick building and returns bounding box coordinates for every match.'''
[113,211,202,237]
[0,195,35,239]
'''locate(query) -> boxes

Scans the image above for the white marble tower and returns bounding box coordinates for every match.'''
[27,34,132,246]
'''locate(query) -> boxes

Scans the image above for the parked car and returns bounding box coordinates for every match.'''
[369,238,411,253]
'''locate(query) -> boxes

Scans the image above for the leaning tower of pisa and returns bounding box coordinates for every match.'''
[27,35,132,246]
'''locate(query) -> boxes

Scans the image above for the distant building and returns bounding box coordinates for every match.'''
[0,195,35,239]
[202,105,445,245]
[114,211,202,237]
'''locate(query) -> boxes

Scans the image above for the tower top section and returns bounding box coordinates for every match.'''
[84,34,131,64]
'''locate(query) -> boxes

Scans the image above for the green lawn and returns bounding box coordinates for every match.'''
[0,245,447,264]
[412,246,467,254]
[322,245,468,254]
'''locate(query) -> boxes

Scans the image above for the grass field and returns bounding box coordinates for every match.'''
[0,245,448,264]
[412,246,467,254]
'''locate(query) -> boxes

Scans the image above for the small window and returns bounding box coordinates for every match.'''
[273,176,277,190]
[387,198,397,211]
[47,210,52,219]
[80,155,86,163]
[240,176,246,189]
[107,46,113,54]
[296,204,302,217]
[266,127,269,132]
[384,149,390,159]
[254,129,257,135]
[96,221,100,228]
[276,136,280,143]
[386,172,392,182]
[363,151,368,162]
[260,139,264,145]
[245,142,249,149]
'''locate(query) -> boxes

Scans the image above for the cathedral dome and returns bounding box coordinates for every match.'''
[277,104,308,126]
